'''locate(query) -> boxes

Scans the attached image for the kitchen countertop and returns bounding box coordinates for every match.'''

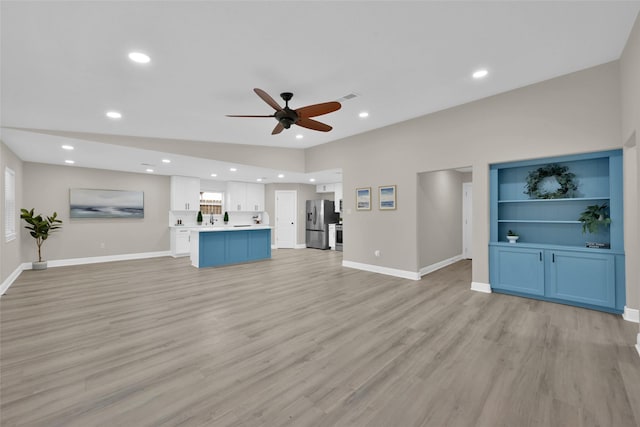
[170,225,271,232]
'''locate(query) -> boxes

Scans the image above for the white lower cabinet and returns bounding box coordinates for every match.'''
[171,228,191,257]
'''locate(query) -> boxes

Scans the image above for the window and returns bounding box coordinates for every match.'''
[5,167,16,242]
[200,191,224,215]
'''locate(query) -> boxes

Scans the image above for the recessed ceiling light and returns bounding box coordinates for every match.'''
[106,111,122,119]
[359,111,369,118]
[309,178,316,182]
[230,167,237,172]
[296,134,303,139]
[146,168,154,173]
[256,178,263,182]
[161,159,171,164]
[278,174,284,178]
[210,173,217,177]
[64,160,75,164]
[472,69,488,79]
[61,145,74,150]
[128,52,151,64]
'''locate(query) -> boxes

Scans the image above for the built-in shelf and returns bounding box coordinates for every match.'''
[498,197,609,203]
[489,149,625,314]
[498,220,581,224]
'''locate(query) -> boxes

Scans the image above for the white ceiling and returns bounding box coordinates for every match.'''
[2,1,639,183]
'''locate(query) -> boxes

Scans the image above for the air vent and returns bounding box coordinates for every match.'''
[141,163,155,166]
[337,92,359,102]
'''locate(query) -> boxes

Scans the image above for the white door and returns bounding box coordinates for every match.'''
[462,182,473,259]
[275,191,296,248]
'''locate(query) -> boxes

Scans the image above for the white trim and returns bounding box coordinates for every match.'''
[0,263,29,297]
[623,306,640,323]
[44,251,171,268]
[636,333,640,358]
[295,243,306,249]
[419,254,463,277]
[471,281,492,293]
[342,260,420,280]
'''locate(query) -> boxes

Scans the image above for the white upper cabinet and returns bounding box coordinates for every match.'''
[170,176,200,211]
[246,183,265,212]
[225,182,264,212]
[316,183,335,193]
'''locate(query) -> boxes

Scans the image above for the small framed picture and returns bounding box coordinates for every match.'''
[379,185,397,210]
[356,187,371,210]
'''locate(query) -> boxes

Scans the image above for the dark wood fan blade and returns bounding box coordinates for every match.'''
[226,115,274,118]
[272,122,285,135]
[296,117,332,132]
[254,88,282,111]
[296,101,341,118]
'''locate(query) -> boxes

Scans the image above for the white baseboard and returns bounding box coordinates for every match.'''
[0,263,28,297]
[419,254,464,277]
[272,244,307,250]
[623,306,640,323]
[471,281,492,293]
[1,251,172,298]
[45,251,171,268]
[342,260,420,281]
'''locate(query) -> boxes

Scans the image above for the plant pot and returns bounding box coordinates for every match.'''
[507,235,519,244]
[32,261,48,270]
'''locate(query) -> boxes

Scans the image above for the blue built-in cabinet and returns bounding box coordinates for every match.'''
[489,150,625,314]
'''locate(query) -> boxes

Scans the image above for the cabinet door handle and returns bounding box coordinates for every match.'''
[539,252,542,261]
[552,253,555,263]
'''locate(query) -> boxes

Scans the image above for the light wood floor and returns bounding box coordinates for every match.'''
[1,250,639,427]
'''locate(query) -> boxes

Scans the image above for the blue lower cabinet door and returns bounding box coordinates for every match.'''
[492,246,545,296]
[225,231,250,264]
[548,250,615,308]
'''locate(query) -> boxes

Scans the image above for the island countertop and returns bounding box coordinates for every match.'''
[170,225,272,232]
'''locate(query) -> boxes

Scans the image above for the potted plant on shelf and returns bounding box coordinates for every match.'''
[578,203,611,234]
[20,208,63,270]
[197,210,203,225]
[506,229,519,244]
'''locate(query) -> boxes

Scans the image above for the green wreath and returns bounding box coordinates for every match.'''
[524,164,577,199]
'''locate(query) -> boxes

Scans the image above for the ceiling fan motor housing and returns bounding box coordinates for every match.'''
[275,108,298,128]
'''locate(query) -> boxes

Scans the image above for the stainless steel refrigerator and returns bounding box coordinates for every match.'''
[306,200,339,249]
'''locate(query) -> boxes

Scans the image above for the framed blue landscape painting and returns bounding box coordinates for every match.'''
[379,185,396,210]
[70,189,144,218]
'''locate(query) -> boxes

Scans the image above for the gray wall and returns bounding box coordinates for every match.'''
[1,142,23,283]
[620,13,640,324]
[265,183,330,246]
[417,170,465,269]
[21,163,170,262]
[306,61,626,294]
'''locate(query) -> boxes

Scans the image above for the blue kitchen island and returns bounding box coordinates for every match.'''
[190,226,272,268]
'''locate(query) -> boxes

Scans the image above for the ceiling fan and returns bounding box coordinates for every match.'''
[226,88,341,135]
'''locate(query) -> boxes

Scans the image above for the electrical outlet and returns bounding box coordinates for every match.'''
[100,242,105,248]
[374,250,381,257]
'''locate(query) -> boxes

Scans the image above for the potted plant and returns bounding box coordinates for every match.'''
[20,208,63,270]
[197,210,203,225]
[506,229,519,243]
[223,211,229,224]
[578,203,611,234]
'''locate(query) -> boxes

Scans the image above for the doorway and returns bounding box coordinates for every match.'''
[275,191,297,248]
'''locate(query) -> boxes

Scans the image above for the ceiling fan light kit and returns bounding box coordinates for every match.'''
[227,88,341,135]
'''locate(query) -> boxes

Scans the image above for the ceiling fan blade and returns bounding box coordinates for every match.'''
[254,88,282,111]
[272,122,285,135]
[296,101,341,118]
[226,114,274,118]
[296,117,332,132]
